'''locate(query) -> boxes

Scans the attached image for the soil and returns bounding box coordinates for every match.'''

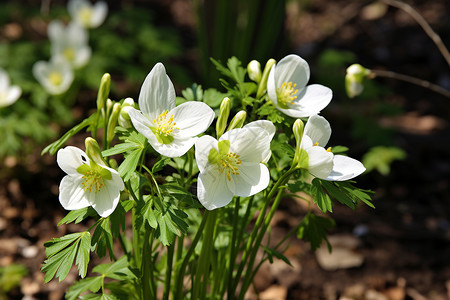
[1,0,450,299]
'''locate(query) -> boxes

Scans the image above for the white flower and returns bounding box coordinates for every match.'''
[195,120,275,210]
[68,0,108,29]
[0,69,21,108]
[33,56,74,95]
[345,64,370,98]
[129,63,215,158]
[267,54,332,118]
[57,146,124,217]
[48,20,91,68]
[298,114,365,181]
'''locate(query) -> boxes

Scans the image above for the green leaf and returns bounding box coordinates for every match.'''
[66,276,103,300]
[311,178,333,213]
[75,232,91,278]
[362,146,406,175]
[92,256,134,280]
[152,157,171,173]
[110,200,134,238]
[91,219,115,260]
[262,245,292,266]
[118,149,143,182]
[42,114,96,156]
[297,213,335,251]
[57,207,97,226]
[203,88,228,108]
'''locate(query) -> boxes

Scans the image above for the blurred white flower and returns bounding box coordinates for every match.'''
[33,57,74,95]
[345,64,371,98]
[68,0,108,29]
[0,69,21,108]
[57,146,124,218]
[267,54,332,118]
[48,20,91,68]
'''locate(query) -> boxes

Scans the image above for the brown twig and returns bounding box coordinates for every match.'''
[380,0,450,67]
[370,69,450,99]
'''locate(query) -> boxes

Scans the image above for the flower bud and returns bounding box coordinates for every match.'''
[256,58,276,98]
[345,64,371,98]
[107,103,121,144]
[227,111,246,131]
[216,97,231,138]
[118,97,135,128]
[85,137,106,166]
[247,60,262,83]
[292,119,305,167]
[96,73,111,111]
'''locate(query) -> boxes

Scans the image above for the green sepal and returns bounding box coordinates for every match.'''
[208,148,220,164]
[218,139,230,155]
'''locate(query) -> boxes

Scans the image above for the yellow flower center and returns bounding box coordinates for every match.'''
[81,170,105,193]
[150,110,179,144]
[277,81,298,108]
[219,152,242,181]
[48,71,63,86]
[63,47,75,62]
[78,7,93,27]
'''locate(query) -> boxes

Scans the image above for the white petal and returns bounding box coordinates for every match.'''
[223,127,271,163]
[47,20,64,41]
[306,146,334,179]
[304,114,331,147]
[230,162,270,197]
[171,101,215,137]
[242,120,276,163]
[0,70,10,90]
[91,2,108,28]
[274,54,310,91]
[197,167,234,210]
[326,155,366,181]
[103,166,125,191]
[3,86,21,107]
[152,136,197,158]
[138,63,176,118]
[280,84,332,118]
[267,65,278,104]
[91,181,121,217]
[128,108,159,143]
[73,46,91,69]
[57,146,89,175]
[195,135,217,173]
[59,175,91,210]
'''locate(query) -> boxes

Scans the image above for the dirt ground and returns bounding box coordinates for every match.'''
[1,0,449,299]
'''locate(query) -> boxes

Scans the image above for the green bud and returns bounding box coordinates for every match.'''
[292,119,305,167]
[121,97,134,107]
[107,103,121,144]
[85,137,106,166]
[256,58,276,99]
[216,97,231,138]
[345,64,371,98]
[247,60,262,83]
[227,111,246,131]
[96,73,111,112]
[118,98,135,128]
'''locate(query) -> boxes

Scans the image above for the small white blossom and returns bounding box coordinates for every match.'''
[267,54,332,118]
[68,0,108,29]
[129,63,215,158]
[33,56,74,95]
[48,20,91,68]
[195,120,275,210]
[57,146,124,217]
[298,114,365,181]
[0,69,21,108]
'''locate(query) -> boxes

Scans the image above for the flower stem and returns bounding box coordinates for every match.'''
[173,211,210,299]
[141,228,155,300]
[163,242,175,300]
[370,69,450,99]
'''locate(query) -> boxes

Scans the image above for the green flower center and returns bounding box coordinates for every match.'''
[77,162,112,194]
[208,140,242,181]
[151,110,178,144]
[78,7,93,27]
[277,81,298,109]
[48,71,63,86]
[63,47,75,62]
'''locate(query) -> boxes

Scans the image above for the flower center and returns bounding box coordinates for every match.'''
[78,7,93,27]
[219,152,242,181]
[63,47,75,62]
[277,81,298,108]
[81,170,105,193]
[48,71,63,86]
[151,110,178,144]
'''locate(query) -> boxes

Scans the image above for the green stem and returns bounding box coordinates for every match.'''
[231,167,296,295]
[163,243,175,300]
[174,211,210,299]
[192,209,218,300]
[142,228,155,300]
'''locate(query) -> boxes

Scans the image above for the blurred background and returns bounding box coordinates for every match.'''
[0,0,449,299]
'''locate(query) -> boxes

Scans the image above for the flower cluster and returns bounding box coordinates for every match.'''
[33,0,107,95]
